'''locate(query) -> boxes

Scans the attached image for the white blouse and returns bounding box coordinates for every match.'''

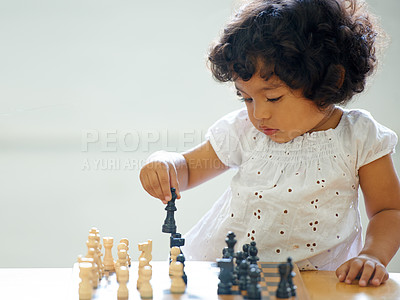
[183,108,397,271]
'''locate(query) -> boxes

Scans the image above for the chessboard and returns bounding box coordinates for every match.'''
[71,261,310,300]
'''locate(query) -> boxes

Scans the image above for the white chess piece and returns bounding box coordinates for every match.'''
[88,230,104,276]
[139,266,153,299]
[78,256,98,288]
[169,246,181,276]
[137,257,148,290]
[103,237,115,272]
[170,261,185,294]
[79,262,93,299]
[86,248,102,281]
[115,249,127,282]
[119,238,131,267]
[117,266,129,299]
[138,240,152,267]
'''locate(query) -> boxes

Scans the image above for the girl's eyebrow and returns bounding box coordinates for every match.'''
[234,83,282,93]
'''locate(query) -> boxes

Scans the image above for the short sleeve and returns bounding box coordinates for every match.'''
[205,109,252,168]
[351,110,398,170]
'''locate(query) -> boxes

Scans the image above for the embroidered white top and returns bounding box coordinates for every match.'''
[183,108,398,271]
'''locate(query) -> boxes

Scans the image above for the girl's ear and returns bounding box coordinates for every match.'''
[336,64,346,89]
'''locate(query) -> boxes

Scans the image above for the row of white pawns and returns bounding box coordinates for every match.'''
[77,227,186,300]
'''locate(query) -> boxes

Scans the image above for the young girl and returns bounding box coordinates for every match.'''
[140,0,400,287]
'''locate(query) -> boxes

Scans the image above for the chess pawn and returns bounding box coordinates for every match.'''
[85,248,102,281]
[247,265,261,300]
[103,237,115,272]
[247,241,259,265]
[117,266,129,299]
[139,266,153,299]
[238,258,249,291]
[79,262,93,300]
[88,231,103,276]
[169,246,180,266]
[119,238,131,267]
[170,261,185,294]
[242,243,250,259]
[176,253,187,285]
[89,228,100,246]
[169,247,181,276]
[137,257,148,289]
[78,256,98,288]
[276,263,292,299]
[115,249,128,282]
[287,257,297,297]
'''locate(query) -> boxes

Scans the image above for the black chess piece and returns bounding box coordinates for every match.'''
[217,258,234,295]
[287,257,297,296]
[238,255,249,291]
[222,247,230,258]
[242,243,250,259]
[246,265,261,299]
[176,253,187,285]
[276,262,292,299]
[162,188,177,234]
[225,232,237,259]
[247,241,259,265]
[170,233,185,248]
[232,251,244,286]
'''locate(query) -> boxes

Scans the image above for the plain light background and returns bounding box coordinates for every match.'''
[0,0,399,272]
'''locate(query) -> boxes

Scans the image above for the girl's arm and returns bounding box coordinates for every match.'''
[139,140,229,204]
[336,154,400,286]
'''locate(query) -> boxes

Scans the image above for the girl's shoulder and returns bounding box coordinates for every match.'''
[207,108,255,138]
[338,108,396,140]
[338,108,398,170]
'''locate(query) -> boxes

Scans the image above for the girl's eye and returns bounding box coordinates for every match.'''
[236,90,253,103]
[267,96,282,102]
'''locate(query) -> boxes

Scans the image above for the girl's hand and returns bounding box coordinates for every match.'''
[139,155,181,204]
[336,254,389,286]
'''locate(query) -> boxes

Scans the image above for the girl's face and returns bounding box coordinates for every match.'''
[235,73,339,143]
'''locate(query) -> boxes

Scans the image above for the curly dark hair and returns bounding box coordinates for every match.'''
[208,0,381,107]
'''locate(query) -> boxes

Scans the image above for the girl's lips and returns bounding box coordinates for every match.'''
[262,128,279,136]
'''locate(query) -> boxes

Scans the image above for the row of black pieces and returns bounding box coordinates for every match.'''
[217,231,296,299]
[223,232,259,264]
[217,257,263,299]
[217,232,261,299]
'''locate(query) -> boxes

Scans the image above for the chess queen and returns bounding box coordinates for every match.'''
[140,0,400,288]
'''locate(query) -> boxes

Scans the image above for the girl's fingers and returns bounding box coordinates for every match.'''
[370,264,388,286]
[336,262,350,282]
[358,260,375,286]
[345,259,363,284]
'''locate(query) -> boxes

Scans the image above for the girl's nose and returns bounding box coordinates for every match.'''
[253,101,272,120]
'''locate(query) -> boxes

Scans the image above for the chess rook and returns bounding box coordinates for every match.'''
[103,237,115,272]
[217,258,234,295]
